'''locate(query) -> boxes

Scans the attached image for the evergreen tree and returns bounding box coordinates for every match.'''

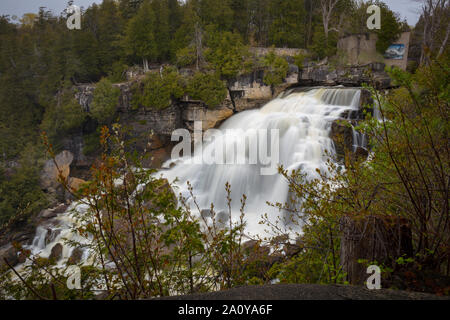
[132,67,184,110]
[90,78,121,125]
[247,0,271,46]
[199,0,234,31]
[260,50,289,94]
[374,1,404,53]
[123,1,157,70]
[168,0,182,35]
[173,0,199,51]
[151,0,171,61]
[268,0,307,48]
[119,0,144,19]
[96,0,125,74]
[310,25,338,59]
[187,72,227,108]
[205,31,252,80]
[230,0,251,42]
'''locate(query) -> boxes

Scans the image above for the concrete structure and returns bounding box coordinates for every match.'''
[337,33,380,65]
[384,32,411,70]
[337,32,411,70]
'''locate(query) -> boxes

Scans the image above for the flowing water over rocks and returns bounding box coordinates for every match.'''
[7,87,368,270]
[161,87,363,236]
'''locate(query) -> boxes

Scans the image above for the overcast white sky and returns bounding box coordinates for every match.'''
[0,0,423,26]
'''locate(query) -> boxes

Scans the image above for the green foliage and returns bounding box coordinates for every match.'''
[364,61,450,274]
[61,100,86,133]
[1,126,254,299]
[176,46,197,67]
[123,0,183,64]
[396,256,415,266]
[119,0,144,20]
[266,57,450,290]
[132,67,229,110]
[0,160,47,227]
[123,1,158,63]
[229,0,251,39]
[310,26,338,60]
[41,92,86,140]
[132,67,185,110]
[82,130,101,156]
[161,66,186,99]
[107,61,129,83]
[186,72,227,108]
[171,1,199,55]
[293,52,307,69]
[0,255,101,300]
[374,1,404,53]
[262,165,354,285]
[268,0,307,48]
[90,78,121,124]
[198,0,234,31]
[205,30,253,80]
[260,51,289,87]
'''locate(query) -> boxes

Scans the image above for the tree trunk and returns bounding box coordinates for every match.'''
[195,22,203,71]
[340,216,413,285]
[320,0,339,48]
[437,23,450,58]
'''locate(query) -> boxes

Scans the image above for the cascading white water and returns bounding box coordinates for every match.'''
[352,129,368,151]
[19,202,93,269]
[161,87,362,236]
[18,87,362,267]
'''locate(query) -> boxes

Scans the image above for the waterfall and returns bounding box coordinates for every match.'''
[352,128,367,151]
[373,99,383,121]
[161,87,362,236]
[18,202,93,270]
[18,87,362,269]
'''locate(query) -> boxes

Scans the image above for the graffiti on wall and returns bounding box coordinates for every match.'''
[384,44,405,60]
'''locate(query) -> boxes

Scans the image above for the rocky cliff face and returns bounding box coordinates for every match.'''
[0,64,379,271]
[70,63,379,175]
[69,66,300,172]
[329,88,373,161]
[299,62,392,88]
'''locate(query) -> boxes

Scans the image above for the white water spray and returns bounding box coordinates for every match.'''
[17,87,363,268]
[161,87,362,236]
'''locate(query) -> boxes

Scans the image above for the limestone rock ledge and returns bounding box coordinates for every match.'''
[299,62,391,88]
[69,67,299,171]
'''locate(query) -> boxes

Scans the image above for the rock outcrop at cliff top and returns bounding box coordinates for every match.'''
[71,63,377,172]
[181,103,234,131]
[299,62,391,88]
[70,65,300,171]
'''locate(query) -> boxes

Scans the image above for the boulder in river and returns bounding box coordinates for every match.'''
[40,150,74,191]
[49,243,63,261]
